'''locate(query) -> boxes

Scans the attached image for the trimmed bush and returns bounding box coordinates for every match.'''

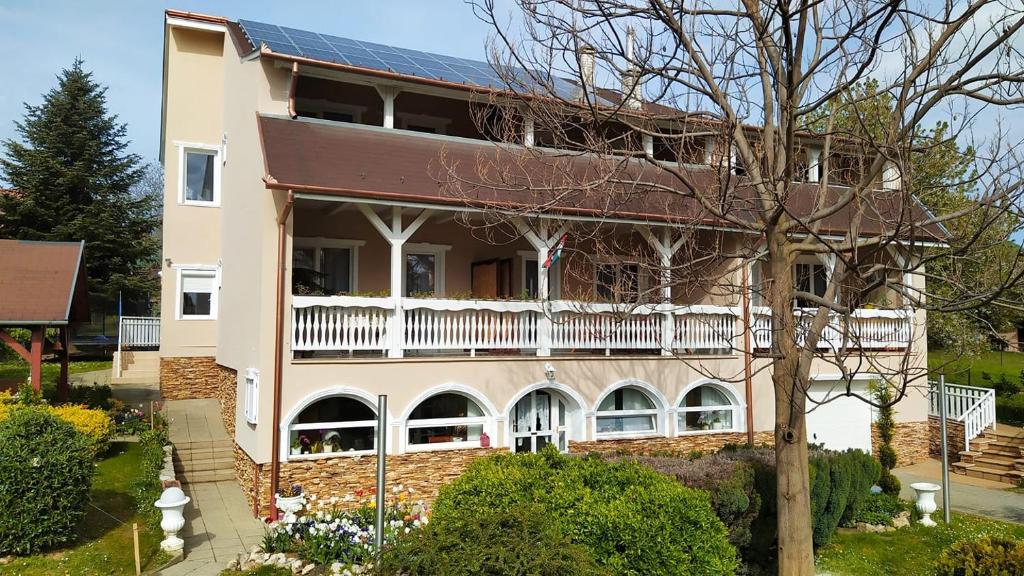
[935,536,1024,576]
[375,504,611,576]
[50,404,114,454]
[432,448,738,576]
[0,407,95,554]
[133,427,169,528]
[996,393,1024,426]
[853,492,906,526]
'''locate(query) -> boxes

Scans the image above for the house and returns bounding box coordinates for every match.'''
[157,10,939,515]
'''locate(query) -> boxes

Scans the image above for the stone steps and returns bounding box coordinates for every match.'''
[172,438,234,484]
[177,468,236,484]
[951,461,1024,483]
[953,426,1024,484]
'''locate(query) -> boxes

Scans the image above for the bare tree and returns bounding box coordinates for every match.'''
[437,1,1024,573]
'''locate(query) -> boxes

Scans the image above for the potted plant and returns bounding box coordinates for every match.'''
[323,431,341,454]
[290,438,302,456]
[275,484,305,515]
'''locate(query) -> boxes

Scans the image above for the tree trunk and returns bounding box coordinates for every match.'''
[768,236,816,575]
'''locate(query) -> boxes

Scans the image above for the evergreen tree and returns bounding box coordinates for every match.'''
[0,58,159,302]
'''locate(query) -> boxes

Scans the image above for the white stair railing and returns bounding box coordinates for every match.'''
[928,381,998,451]
[115,316,160,378]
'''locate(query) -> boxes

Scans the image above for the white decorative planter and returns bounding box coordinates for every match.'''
[155,486,191,552]
[290,447,301,456]
[276,493,305,515]
[910,482,941,527]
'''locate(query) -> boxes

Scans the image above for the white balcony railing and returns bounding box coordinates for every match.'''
[292,296,912,358]
[751,307,912,351]
[119,316,161,348]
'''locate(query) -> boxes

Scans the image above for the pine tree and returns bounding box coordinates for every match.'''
[0,58,159,302]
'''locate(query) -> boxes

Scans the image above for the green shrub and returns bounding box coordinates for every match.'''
[132,427,169,529]
[375,504,611,576]
[815,449,881,544]
[878,444,898,470]
[432,448,738,576]
[0,407,95,554]
[996,393,1024,426]
[935,536,1024,576]
[853,493,906,526]
[877,470,901,496]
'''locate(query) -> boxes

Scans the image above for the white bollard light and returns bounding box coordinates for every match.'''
[155,486,191,551]
[910,482,941,527]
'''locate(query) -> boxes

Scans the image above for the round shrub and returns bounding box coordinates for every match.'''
[877,469,901,496]
[935,536,1024,576]
[431,448,739,576]
[878,444,898,471]
[0,407,95,554]
[376,504,611,576]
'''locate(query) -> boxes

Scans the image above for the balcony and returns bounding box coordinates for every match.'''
[291,295,912,358]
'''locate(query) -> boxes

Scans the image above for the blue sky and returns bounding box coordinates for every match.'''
[0,1,505,162]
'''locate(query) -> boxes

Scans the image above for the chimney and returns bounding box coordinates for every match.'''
[577,43,596,101]
[621,26,642,110]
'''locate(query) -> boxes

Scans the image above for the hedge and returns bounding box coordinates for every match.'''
[996,394,1024,426]
[430,448,739,576]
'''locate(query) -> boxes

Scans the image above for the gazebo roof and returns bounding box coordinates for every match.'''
[0,239,90,326]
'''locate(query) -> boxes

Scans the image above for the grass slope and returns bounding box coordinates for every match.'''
[929,349,1024,386]
[2,442,166,575]
[0,360,112,390]
[816,513,1024,576]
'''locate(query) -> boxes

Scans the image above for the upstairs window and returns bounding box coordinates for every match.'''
[177,268,218,320]
[178,144,221,206]
[794,261,828,307]
[596,262,640,302]
[293,239,361,296]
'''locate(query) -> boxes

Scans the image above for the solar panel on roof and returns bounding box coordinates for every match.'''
[237,18,615,103]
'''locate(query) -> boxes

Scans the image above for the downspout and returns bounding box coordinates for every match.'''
[742,261,755,445]
[269,190,294,520]
[287,62,299,119]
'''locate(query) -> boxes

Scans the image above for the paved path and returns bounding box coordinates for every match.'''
[158,399,265,576]
[894,458,1024,524]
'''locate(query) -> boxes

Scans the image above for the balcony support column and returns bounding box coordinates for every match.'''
[358,204,433,358]
[375,85,401,129]
[639,226,686,355]
[514,219,567,356]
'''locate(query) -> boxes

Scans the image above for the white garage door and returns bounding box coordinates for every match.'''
[805,381,873,453]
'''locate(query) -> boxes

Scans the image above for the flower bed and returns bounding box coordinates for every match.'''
[235,486,428,574]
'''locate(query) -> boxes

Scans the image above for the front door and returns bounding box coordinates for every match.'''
[512,390,568,453]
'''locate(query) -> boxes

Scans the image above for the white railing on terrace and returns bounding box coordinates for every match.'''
[292,296,913,358]
[119,316,160,348]
[928,382,997,451]
[752,307,912,351]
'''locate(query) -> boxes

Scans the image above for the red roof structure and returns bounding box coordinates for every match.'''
[0,239,89,396]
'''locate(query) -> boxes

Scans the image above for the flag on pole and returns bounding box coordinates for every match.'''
[544,233,568,269]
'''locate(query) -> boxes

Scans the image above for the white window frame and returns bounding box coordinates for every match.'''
[517,250,561,300]
[402,243,450,297]
[293,98,366,123]
[675,382,743,436]
[176,142,222,207]
[243,368,259,425]
[594,385,660,439]
[286,395,378,461]
[175,266,219,320]
[404,392,490,453]
[793,254,830,307]
[396,112,451,135]
[593,256,647,302]
[293,237,364,294]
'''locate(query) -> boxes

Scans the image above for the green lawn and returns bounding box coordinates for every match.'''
[816,513,1024,576]
[0,359,112,390]
[2,442,167,575]
[928,349,1024,387]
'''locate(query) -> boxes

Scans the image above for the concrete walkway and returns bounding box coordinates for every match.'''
[158,399,265,576]
[894,458,1024,524]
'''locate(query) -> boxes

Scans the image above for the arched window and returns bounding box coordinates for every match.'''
[288,396,377,457]
[406,393,487,450]
[596,386,659,437]
[678,384,739,433]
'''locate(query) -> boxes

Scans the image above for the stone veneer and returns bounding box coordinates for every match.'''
[236,432,781,516]
[160,357,237,437]
[928,415,966,463]
[870,421,929,467]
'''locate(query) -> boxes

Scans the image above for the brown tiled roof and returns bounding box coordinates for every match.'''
[257,115,947,241]
[0,240,89,325]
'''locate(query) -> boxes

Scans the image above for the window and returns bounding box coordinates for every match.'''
[520,252,561,299]
[406,393,487,450]
[794,261,828,307]
[596,386,658,437]
[177,268,218,320]
[678,384,739,433]
[178,144,221,206]
[595,262,639,302]
[403,244,448,297]
[288,396,377,457]
[293,238,362,295]
[244,368,259,425]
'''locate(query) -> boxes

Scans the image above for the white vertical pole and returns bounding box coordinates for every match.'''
[807,147,821,182]
[659,229,673,355]
[374,394,387,548]
[523,111,535,147]
[377,86,399,129]
[938,373,951,524]
[537,244,551,356]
